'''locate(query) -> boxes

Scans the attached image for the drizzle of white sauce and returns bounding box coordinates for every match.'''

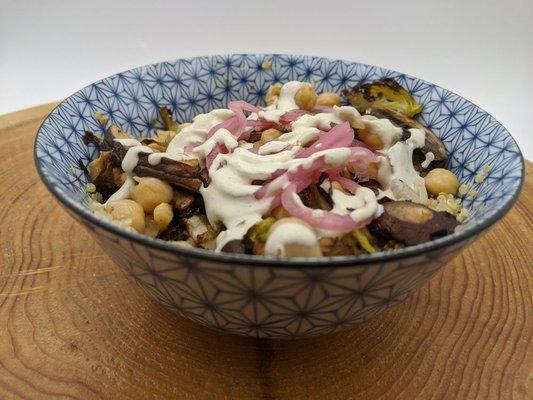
[166,109,234,154]
[121,145,154,173]
[258,141,291,155]
[277,127,321,146]
[192,128,238,159]
[330,187,383,222]
[361,116,403,150]
[264,221,318,257]
[377,128,428,203]
[276,106,362,146]
[258,81,307,122]
[421,151,435,169]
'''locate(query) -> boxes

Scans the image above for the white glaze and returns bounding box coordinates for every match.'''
[258,81,307,123]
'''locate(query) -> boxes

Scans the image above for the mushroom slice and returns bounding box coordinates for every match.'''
[101,125,203,192]
[368,201,459,245]
[134,154,203,192]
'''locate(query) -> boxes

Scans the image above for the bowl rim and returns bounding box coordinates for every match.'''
[34,53,526,268]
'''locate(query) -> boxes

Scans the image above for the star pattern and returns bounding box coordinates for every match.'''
[35,54,524,338]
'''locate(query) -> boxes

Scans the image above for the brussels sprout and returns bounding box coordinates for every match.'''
[344,78,423,117]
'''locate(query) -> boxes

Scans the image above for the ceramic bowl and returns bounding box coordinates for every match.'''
[34,54,524,338]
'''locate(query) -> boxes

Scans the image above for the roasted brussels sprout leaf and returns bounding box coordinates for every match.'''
[246,217,276,243]
[344,78,423,117]
[369,201,459,245]
[160,106,181,132]
[370,107,447,166]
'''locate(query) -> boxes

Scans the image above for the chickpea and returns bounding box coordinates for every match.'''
[106,200,145,233]
[347,161,380,180]
[294,84,318,111]
[316,92,341,107]
[153,202,173,231]
[261,128,282,142]
[357,128,384,151]
[265,218,322,257]
[130,177,173,213]
[265,83,282,106]
[253,128,283,150]
[424,168,460,196]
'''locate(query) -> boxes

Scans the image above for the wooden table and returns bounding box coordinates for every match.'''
[0,104,531,400]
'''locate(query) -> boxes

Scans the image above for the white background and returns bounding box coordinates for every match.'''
[1,0,532,158]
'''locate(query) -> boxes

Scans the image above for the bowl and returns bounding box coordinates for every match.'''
[34,54,524,338]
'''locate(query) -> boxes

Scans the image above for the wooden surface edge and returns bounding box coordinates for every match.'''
[0,102,60,132]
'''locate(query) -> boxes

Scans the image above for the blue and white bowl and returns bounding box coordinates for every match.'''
[34,54,525,338]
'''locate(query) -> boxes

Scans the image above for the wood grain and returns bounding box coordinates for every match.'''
[0,104,531,400]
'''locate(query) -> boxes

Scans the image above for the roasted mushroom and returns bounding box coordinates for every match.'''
[344,78,423,118]
[369,107,447,167]
[173,190,196,216]
[368,201,459,245]
[101,125,204,192]
[101,125,131,164]
[134,154,203,192]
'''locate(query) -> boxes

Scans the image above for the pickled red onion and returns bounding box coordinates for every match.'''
[281,183,370,232]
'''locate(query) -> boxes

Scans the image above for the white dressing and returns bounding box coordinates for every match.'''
[166,108,234,154]
[361,115,403,150]
[377,128,428,203]
[121,145,153,173]
[264,220,319,257]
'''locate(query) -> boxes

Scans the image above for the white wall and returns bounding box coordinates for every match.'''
[1,0,531,158]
